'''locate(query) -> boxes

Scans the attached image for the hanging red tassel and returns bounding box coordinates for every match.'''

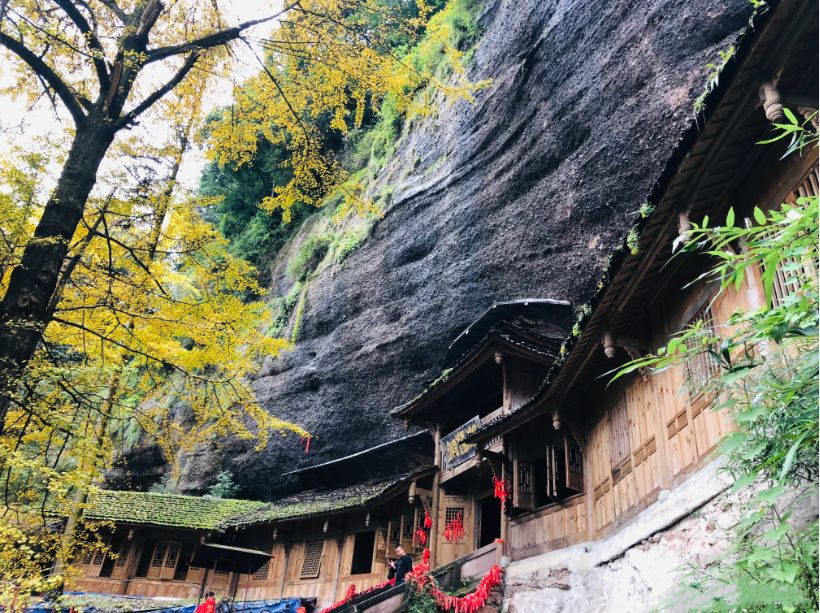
[410,564,503,613]
[415,527,427,545]
[492,475,508,511]
[300,435,312,454]
[345,584,356,600]
[424,510,432,529]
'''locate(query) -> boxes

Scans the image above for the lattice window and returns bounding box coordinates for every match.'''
[444,507,465,542]
[92,548,106,566]
[214,569,231,576]
[771,169,818,306]
[609,394,631,482]
[388,521,400,546]
[114,541,130,568]
[151,542,167,568]
[253,559,271,580]
[682,304,721,393]
[80,550,93,565]
[401,514,414,540]
[164,542,181,569]
[253,543,273,580]
[445,507,464,524]
[300,541,324,579]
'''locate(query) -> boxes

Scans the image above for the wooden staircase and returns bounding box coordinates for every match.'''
[346,542,505,613]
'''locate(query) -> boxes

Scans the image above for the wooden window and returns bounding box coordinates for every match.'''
[214,569,231,576]
[513,458,534,511]
[401,514,414,541]
[350,530,376,575]
[444,507,465,542]
[252,542,273,581]
[609,394,631,483]
[387,519,400,547]
[565,433,584,493]
[682,304,720,394]
[92,548,106,566]
[151,542,168,568]
[164,542,181,569]
[300,541,324,579]
[80,550,93,565]
[444,507,464,524]
[771,169,818,306]
[253,559,271,580]
[113,540,130,568]
[542,432,584,504]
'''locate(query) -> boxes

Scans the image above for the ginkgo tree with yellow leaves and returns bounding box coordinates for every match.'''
[0,0,482,604]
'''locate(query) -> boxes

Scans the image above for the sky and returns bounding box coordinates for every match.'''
[0,0,280,193]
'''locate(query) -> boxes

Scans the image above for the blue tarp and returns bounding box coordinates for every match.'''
[23,595,301,613]
[159,599,301,613]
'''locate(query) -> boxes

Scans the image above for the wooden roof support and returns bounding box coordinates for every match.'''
[601,330,648,360]
[759,81,785,123]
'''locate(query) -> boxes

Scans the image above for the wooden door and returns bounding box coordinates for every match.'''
[436,494,474,565]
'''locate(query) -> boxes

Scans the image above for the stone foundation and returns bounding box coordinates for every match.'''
[502,463,817,612]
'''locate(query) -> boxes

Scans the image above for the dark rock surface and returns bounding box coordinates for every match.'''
[182,0,753,498]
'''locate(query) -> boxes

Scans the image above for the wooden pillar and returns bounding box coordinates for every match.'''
[277,543,291,599]
[428,425,442,569]
[331,537,344,602]
[499,436,509,557]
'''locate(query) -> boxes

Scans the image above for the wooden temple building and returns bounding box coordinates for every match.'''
[71,0,817,609]
[73,433,437,605]
[390,299,573,568]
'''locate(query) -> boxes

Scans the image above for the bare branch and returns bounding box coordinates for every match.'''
[96,0,127,23]
[113,52,199,129]
[145,2,301,63]
[0,31,86,126]
[52,0,111,91]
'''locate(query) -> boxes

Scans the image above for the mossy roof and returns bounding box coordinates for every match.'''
[221,474,418,528]
[83,490,267,531]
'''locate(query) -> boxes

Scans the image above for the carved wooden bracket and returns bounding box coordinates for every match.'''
[601,331,648,360]
[759,81,786,123]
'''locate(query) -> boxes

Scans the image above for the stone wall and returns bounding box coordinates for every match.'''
[503,463,817,612]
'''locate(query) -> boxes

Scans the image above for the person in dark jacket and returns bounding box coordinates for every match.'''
[387,544,413,584]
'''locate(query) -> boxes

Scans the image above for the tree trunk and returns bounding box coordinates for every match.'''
[0,122,114,432]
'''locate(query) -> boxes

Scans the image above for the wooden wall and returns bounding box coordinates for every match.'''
[235,514,396,609]
[583,276,752,537]
[509,494,586,561]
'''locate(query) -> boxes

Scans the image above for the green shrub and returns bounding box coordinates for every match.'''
[288,234,332,282]
[334,224,373,264]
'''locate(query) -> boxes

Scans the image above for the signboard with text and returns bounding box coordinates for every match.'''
[441,416,481,471]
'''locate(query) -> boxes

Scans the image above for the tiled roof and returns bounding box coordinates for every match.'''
[222,473,425,528]
[83,490,266,531]
[390,324,561,418]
